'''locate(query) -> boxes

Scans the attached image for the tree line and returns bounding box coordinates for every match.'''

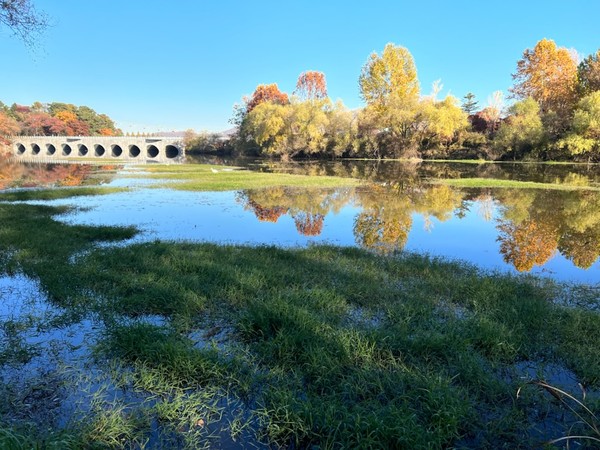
[231,39,600,161]
[0,101,121,143]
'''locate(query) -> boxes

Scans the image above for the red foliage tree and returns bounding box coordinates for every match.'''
[66,119,90,136]
[22,113,67,135]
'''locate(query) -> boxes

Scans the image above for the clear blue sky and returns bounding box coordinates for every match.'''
[1,0,599,133]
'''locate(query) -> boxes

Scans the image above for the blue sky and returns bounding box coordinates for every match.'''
[1,0,599,133]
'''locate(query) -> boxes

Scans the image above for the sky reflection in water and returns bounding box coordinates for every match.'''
[37,181,600,285]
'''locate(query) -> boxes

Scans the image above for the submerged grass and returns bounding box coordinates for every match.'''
[431,177,600,191]
[73,242,600,448]
[135,164,361,191]
[0,201,599,447]
[0,186,128,202]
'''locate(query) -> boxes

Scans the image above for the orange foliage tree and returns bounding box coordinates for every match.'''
[294,213,325,236]
[99,128,115,136]
[246,199,288,223]
[294,71,327,100]
[497,218,558,272]
[510,39,578,124]
[246,84,289,114]
[0,112,19,144]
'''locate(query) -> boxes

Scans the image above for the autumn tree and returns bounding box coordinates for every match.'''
[510,39,578,135]
[245,83,289,114]
[294,213,325,236]
[0,112,19,144]
[497,218,558,272]
[417,95,469,151]
[415,185,464,223]
[243,96,358,159]
[0,0,47,45]
[246,199,288,223]
[244,99,331,159]
[359,43,420,109]
[54,110,77,123]
[294,71,327,101]
[578,50,600,96]
[326,100,358,157]
[354,186,414,254]
[357,44,425,157]
[99,128,115,136]
[559,229,600,269]
[48,102,76,118]
[21,112,65,135]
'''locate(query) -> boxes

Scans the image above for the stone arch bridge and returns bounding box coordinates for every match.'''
[11,136,185,163]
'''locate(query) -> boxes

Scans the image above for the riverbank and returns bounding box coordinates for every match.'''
[0,192,599,448]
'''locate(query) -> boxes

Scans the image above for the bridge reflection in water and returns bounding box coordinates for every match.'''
[12,136,185,163]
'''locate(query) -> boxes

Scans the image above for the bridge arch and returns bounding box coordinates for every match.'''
[46,144,56,156]
[31,143,41,155]
[16,143,26,155]
[147,145,159,158]
[129,145,141,158]
[78,144,89,156]
[62,144,72,156]
[165,145,179,159]
[111,144,123,157]
[94,144,106,157]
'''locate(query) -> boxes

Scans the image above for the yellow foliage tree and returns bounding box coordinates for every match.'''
[359,43,420,110]
[54,110,78,123]
[497,218,558,272]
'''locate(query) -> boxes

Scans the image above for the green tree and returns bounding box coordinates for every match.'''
[557,91,600,160]
[48,102,77,116]
[578,50,600,96]
[461,92,479,115]
[494,98,545,159]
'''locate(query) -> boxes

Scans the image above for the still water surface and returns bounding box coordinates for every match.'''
[5,160,600,284]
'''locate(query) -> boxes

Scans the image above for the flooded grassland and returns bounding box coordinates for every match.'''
[0,160,599,448]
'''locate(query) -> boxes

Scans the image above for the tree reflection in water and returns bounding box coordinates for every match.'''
[239,180,600,273]
[0,159,116,189]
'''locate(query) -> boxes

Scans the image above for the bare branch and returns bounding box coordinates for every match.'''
[0,0,48,46]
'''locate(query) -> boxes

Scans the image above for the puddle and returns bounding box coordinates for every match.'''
[501,361,600,447]
[0,275,265,447]
[0,273,104,430]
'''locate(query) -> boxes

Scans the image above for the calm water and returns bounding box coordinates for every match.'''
[5,160,600,284]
